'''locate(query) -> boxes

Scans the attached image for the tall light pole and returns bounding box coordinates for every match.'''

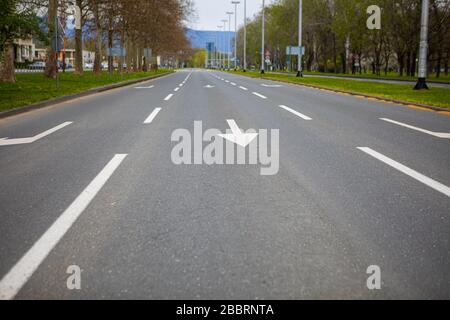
[231,1,240,70]
[222,19,228,69]
[214,29,218,68]
[414,0,430,90]
[296,0,303,77]
[217,25,224,69]
[243,0,247,72]
[226,11,233,69]
[261,0,265,74]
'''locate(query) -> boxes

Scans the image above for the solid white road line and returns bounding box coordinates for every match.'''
[164,94,174,101]
[0,154,128,300]
[0,122,73,147]
[144,108,162,124]
[252,92,267,99]
[239,86,248,91]
[278,105,312,120]
[380,118,450,139]
[134,85,154,89]
[358,147,450,197]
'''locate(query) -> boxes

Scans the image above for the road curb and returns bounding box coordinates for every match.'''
[0,71,174,120]
[231,72,450,113]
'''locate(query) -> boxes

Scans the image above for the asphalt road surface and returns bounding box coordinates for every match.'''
[0,69,449,300]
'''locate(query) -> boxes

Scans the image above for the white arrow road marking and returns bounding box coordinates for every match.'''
[144,108,162,124]
[261,84,282,87]
[252,92,267,99]
[0,122,73,147]
[358,147,450,197]
[204,85,215,88]
[0,154,128,300]
[279,105,312,120]
[380,118,450,138]
[218,120,259,148]
[134,85,154,89]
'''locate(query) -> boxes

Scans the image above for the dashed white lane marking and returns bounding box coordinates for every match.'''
[230,82,237,86]
[380,118,450,139]
[252,92,267,99]
[0,122,73,147]
[164,94,174,101]
[144,108,162,124]
[261,84,282,88]
[174,87,180,92]
[358,147,450,198]
[225,80,230,83]
[0,154,128,300]
[278,105,312,121]
[239,86,248,91]
[179,84,184,87]
[134,85,154,89]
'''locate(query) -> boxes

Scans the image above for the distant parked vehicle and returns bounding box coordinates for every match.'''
[29,61,46,70]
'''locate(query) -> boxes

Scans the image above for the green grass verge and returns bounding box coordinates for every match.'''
[231,71,450,109]
[271,70,450,84]
[0,69,172,112]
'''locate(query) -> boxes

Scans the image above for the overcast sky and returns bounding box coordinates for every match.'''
[189,0,276,31]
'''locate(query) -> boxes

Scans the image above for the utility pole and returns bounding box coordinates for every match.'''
[296,0,303,77]
[261,0,265,74]
[231,1,240,70]
[243,0,247,72]
[414,0,430,90]
[226,11,233,70]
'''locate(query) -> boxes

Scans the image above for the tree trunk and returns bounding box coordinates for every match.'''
[406,52,411,77]
[45,0,58,79]
[436,51,442,78]
[108,25,113,74]
[93,1,102,75]
[74,0,84,75]
[398,53,404,76]
[0,43,16,83]
[410,52,416,77]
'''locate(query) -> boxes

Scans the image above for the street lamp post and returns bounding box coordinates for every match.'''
[231,1,240,70]
[222,19,228,69]
[215,30,218,69]
[217,25,223,69]
[414,0,430,90]
[226,12,234,70]
[296,0,303,77]
[243,0,247,72]
[261,0,265,74]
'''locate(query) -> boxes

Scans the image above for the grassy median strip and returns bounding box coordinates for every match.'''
[0,69,172,112]
[274,70,450,84]
[231,71,450,109]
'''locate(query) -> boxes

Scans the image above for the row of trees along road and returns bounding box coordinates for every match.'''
[236,0,450,77]
[0,0,194,82]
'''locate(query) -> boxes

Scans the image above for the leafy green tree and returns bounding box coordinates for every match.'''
[0,0,43,82]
